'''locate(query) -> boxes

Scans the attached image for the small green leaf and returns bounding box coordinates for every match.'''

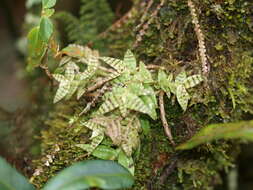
[39,17,53,42]
[140,118,150,135]
[0,157,35,190]
[43,160,134,190]
[42,0,56,9]
[92,145,120,160]
[42,8,55,17]
[177,120,253,150]
[158,70,171,97]
[27,26,46,70]
[118,150,135,176]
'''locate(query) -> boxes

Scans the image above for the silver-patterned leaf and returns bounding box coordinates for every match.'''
[65,80,79,100]
[123,50,136,72]
[97,93,120,115]
[184,74,203,89]
[175,71,187,84]
[59,56,71,66]
[158,70,171,93]
[126,93,150,117]
[53,74,70,103]
[100,57,125,73]
[176,85,190,111]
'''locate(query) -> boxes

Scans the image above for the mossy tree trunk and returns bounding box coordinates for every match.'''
[30,0,253,189]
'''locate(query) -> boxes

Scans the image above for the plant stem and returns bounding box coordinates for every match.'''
[159,91,175,146]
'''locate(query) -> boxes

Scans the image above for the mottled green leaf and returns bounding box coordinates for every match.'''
[184,74,203,89]
[42,0,56,9]
[158,70,171,98]
[97,93,120,115]
[53,74,70,103]
[134,62,153,83]
[175,71,187,84]
[100,57,125,73]
[123,50,136,72]
[126,93,150,117]
[177,120,253,150]
[43,160,134,190]
[0,157,35,190]
[118,151,135,176]
[176,85,190,111]
[39,17,53,42]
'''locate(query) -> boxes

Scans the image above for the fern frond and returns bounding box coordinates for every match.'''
[54,12,83,43]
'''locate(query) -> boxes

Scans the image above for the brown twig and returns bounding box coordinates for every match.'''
[159,91,175,146]
[146,64,166,70]
[79,84,109,116]
[159,157,178,184]
[86,77,112,93]
[40,65,53,79]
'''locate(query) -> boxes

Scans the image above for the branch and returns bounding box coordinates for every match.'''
[79,84,109,116]
[146,64,166,70]
[86,77,112,93]
[159,91,175,146]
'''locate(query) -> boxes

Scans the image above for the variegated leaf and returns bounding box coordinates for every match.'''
[105,119,123,146]
[65,80,79,100]
[53,74,67,83]
[168,82,177,94]
[91,117,123,147]
[158,70,171,96]
[134,62,153,83]
[121,126,139,157]
[77,86,87,100]
[97,93,120,115]
[123,50,136,72]
[176,85,190,111]
[89,134,104,153]
[126,93,150,117]
[141,95,157,120]
[184,74,203,89]
[175,71,187,84]
[100,57,125,73]
[118,150,135,175]
[53,74,70,103]
[79,120,105,154]
[59,56,71,66]
[65,62,78,81]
